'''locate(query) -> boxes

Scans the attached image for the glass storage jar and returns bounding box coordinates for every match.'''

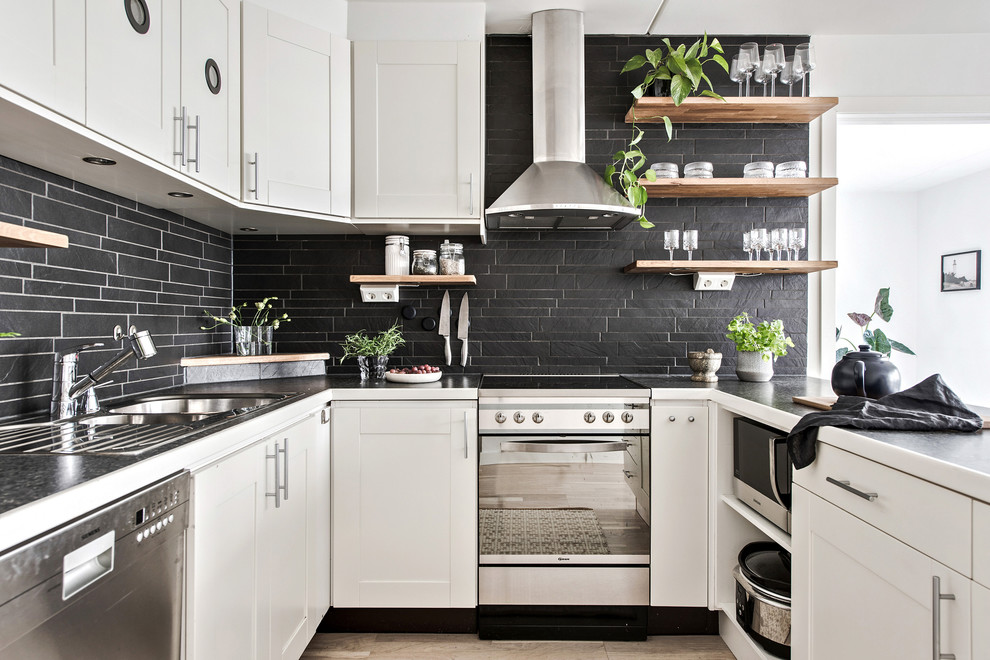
[385,235,409,276]
[439,240,465,275]
[411,249,438,275]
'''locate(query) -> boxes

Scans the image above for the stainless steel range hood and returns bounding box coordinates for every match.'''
[485,9,639,231]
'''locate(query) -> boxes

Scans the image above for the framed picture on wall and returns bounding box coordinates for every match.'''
[941,250,982,292]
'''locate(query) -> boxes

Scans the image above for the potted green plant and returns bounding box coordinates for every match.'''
[202,296,291,356]
[726,313,795,382]
[339,321,406,381]
[836,287,915,360]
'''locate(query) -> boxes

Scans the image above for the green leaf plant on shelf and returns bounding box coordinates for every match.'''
[606,34,729,229]
[836,287,916,361]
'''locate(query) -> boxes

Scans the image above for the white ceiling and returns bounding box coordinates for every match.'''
[837,122,990,193]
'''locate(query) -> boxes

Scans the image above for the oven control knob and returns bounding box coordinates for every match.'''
[513,412,526,424]
[532,412,544,424]
[603,411,615,423]
[621,412,634,423]
[584,412,596,423]
[495,412,506,424]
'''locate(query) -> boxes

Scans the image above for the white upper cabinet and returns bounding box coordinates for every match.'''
[0,0,85,122]
[353,40,481,220]
[241,2,350,217]
[86,0,180,165]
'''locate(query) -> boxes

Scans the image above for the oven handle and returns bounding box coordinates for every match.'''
[499,440,631,453]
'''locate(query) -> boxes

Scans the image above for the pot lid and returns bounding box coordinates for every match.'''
[738,541,791,598]
[844,344,883,359]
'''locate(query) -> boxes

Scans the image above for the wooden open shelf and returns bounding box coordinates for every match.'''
[624,260,838,274]
[349,275,477,286]
[625,96,839,124]
[640,177,837,198]
[0,221,68,248]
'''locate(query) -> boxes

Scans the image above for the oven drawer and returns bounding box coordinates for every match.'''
[480,567,649,606]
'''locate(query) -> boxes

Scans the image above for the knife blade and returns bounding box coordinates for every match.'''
[457,292,469,367]
[439,290,451,366]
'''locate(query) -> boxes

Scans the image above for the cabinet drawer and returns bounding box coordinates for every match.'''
[974,500,990,587]
[359,407,452,434]
[794,443,972,574]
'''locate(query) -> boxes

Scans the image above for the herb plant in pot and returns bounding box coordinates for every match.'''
[726,313,795,382]
[339,322,406,381]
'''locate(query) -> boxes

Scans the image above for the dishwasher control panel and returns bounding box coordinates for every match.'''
[133,478,186,544]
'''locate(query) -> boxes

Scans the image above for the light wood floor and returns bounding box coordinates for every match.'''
[301,633,736,659]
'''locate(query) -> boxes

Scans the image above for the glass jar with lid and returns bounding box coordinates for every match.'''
[439,240,465,275]
[411,249,438,275]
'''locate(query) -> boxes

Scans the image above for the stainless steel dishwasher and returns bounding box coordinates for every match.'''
[0,471,190,659]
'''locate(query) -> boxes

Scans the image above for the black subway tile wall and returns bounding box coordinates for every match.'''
[0,155,232,421]
[234,35,810,377]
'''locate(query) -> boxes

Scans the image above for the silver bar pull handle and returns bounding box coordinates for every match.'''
[187,114,201,173]
[248,152,259,200]
[769,437,788,508]
[826,476,878,502]
[173,107,187,166]
[266,442,281,508]
[279,439,289,501]
[932,575,957,660]
[468,172,474,216]
[463,411,470,459]
[500,440,630,454]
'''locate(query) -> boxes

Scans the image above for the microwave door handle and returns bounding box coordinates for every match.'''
[768,436,788,508]
[500,440,630,454]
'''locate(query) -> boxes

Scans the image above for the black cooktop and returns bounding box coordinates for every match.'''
[479,375,646,391]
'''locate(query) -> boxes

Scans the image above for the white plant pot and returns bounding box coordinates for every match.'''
[736,350,774,382]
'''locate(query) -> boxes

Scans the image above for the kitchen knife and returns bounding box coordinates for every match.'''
[439,290,451,366]
[458,292,469,367]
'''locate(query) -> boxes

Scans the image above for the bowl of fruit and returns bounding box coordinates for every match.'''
[384,365,443,383]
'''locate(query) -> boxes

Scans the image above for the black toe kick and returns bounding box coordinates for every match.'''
[478,605,648,641]
[317,607,477,634]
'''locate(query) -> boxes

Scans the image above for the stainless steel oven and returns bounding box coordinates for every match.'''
[477,376,651,640]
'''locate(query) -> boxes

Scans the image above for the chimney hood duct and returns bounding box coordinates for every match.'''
[485,9,640,231]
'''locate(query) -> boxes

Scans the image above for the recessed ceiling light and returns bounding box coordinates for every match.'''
[82,156,116,166]
[167,191,194,198]
[239,227,259,232]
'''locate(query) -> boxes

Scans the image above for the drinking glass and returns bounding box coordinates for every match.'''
[763,43,785,97]
[780,57,803,97]
[663,229,679,260]
[739,43,760,96]
[789,227,806,260]
[771,228,789,260]
[729,55,744,96]
[753,65,767,97]
[743,232,753,260]
[750,228,768,261]
[795,43,817,96]
[683,230,699,260]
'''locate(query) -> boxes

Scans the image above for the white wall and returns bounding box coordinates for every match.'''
[347,2,486,41]
[915,168,990,406]
[834,190,920,388]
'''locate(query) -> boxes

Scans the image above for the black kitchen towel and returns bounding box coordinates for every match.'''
[787,374,984,469]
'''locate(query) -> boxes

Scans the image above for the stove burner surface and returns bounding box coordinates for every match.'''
[479,375,645,391]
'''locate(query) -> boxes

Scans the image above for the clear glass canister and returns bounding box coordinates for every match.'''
[385,235,409,276]
[439,240,465,275]
[411,249,438,275]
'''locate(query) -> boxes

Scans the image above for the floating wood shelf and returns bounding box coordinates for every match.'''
[625,96,839,124]
[624,260,838,274]
[640,177,837,198]
[349,275,477,286]
[0,221,68,248]
[180,352,330,367]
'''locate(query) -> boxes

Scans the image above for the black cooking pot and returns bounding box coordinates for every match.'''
[734,541,791,658]
[831,345,901,399]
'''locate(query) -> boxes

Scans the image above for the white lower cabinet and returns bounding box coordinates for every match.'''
[650,403,708,607]
[188,409,330,660]
[331,400,477,608]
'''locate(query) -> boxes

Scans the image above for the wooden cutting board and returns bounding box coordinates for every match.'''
[792,395,990,429]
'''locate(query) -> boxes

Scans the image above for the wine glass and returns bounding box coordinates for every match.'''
[663,229,679,260]
[750,228,768,261]
[743,231,753,260]
[753,65,767,97]
[779,57,803,97]
[683,230,698,260]
[789,228,806,260]
[729,55,744,96]
[771,228,789,260]
[795,43,817,96]
[738,43,760,96]
[762,43,785,97]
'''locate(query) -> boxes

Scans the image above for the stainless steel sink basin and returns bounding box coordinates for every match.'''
[107,394,288,416]
[81,413,214,425]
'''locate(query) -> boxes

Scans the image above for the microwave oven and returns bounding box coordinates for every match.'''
[733,417,791,534]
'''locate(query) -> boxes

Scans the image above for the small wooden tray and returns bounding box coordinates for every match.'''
[792,395,990,429]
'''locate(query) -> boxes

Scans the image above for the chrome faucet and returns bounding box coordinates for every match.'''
[51,326,158,419]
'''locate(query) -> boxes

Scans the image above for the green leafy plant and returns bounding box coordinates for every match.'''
[201,296,291,330]
[0,332,19,338]
[605,127,658,228]
[726,313,795,361]
[836,287,915,360]
[340,322,405,360]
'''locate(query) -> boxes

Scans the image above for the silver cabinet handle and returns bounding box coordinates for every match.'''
[932,576,957,660]
[280,439,289,501]
[186,114,201,173]
[248,152,259,200]
[173,106,187,167]
[622,469,635,480]
[826,476,878,502]
[463,410,470,459]
[321,407,330,424]
[266,441,281,508]
[469,172,475,216]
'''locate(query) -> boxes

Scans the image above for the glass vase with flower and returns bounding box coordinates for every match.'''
[201,297,291,356]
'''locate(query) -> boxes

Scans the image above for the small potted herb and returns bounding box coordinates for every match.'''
[726,313,795,382]
[339,322,406,381]
[202,296,291,355]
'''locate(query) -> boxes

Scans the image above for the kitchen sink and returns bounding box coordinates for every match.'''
[106,394,290,416]
[81,412,214,425]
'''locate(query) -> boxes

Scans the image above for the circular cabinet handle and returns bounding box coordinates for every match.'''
[125,0,151,34]
[205,58,222,95]
[532,412,544,424]
[621,412,634,423]
[584,412,596,424]
[688,416,695,422]
[495,412,506,424]
[602,411,614,423]
[513,412,525,424]
[668,415,676,422]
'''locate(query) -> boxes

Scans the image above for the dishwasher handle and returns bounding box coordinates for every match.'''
[62,530,115,600]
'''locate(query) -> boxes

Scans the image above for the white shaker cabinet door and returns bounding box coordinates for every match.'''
[331,401,478,608]
[353,40,481,220]
[86,0,180,163]
[0,0,85,121]
[242,2,349,216]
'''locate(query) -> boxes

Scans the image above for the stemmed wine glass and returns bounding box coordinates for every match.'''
[780,56,804,97]
[750,228,768,261]
[743,232,753,260]
[664,229,679,260]
[762,43,785,96]
[738,43,760,97]
[788,228,806,260]
[753,65,767,97]
[729,55,744,96]
[795,43,817,96]
[771,228,789,260]
[683,230,698,260]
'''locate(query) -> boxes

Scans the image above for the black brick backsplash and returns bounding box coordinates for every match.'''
[0,155,232,421]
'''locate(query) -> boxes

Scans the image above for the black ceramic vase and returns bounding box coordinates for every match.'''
[831,345,901,399]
